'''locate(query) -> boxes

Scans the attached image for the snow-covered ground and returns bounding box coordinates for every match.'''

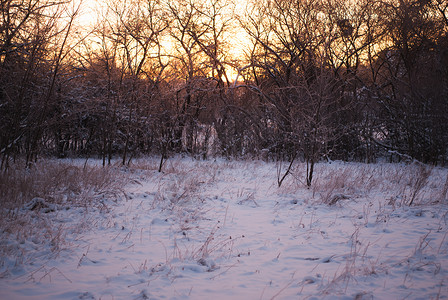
[1,157,447,299]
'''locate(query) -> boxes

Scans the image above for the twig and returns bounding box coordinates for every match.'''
[209,262,239,280]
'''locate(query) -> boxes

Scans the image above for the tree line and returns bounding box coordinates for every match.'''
[1,0,447,177]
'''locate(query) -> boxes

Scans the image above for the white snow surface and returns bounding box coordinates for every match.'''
[1,158,447,299]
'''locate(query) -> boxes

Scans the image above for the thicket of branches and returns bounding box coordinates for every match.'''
[1,0,447,176]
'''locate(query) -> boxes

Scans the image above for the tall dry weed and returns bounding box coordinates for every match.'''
[439,174,448,202]
[0,159,128,269]
[294,162,440,206]
[407,165,432,205]
[310,164,362,205]
[0,160,124,212]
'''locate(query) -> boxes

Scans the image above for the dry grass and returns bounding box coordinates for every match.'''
[0,159,129,270]
[149,158,221,206]
[2,157,446,285]
[132,158,235,272]
[285,162,442,206]
[0,159,126,212]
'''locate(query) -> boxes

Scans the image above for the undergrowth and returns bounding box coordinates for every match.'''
[285,162,446,206]
[0,159,128,274]
[0,159,126,212]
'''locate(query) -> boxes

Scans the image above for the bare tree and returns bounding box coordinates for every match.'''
[165,0,234,157]
[2,0,446,169]
[94,0,168,165]
[0,0,83,168]
[239,0,353,186]
[367,0,448,163]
